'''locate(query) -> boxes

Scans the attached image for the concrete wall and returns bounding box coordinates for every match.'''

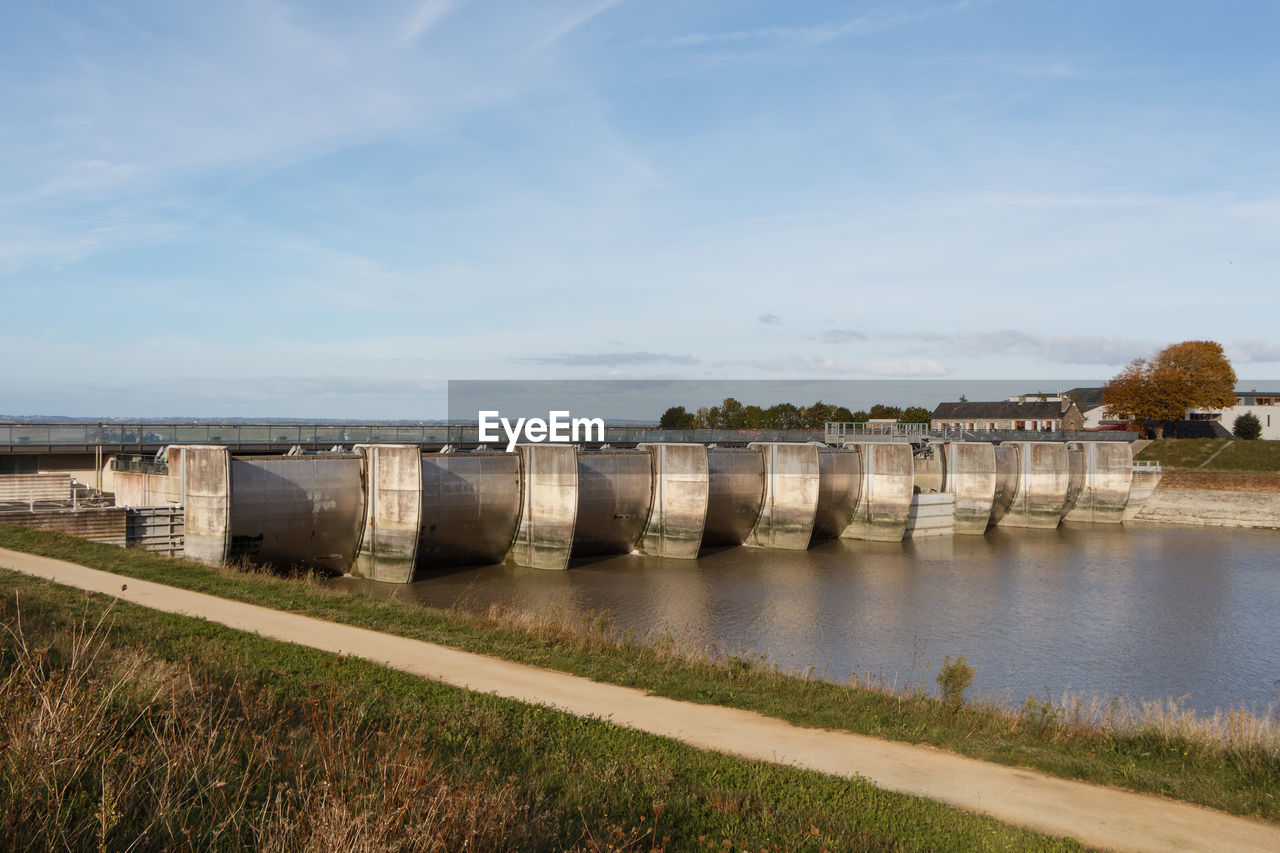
[1064,443,1086,517]
[637,443,708,559]
[812,447,860,543]
[0,506,128,546]
[227,455,365,574]
[746,443,819,550]
[182,446,232,565]
[905,492,956,538]
[944,442,998,534]
[0,473,73,504]
[509,443,578,570]
[352,445,422,583]
[420,452,522,568]
[842,443,914,542]
[1123,468,1164,520]
[113,470,178,508]
[703,448,765,548]
[913,454,945,494]
[1064,442,1134,524]
[573,450,654,558]
[997,441,1072,529]
[989,444,1020,527]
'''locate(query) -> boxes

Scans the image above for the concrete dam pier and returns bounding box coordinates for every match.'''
[113,439,1156,581]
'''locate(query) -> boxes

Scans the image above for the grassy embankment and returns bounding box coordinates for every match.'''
[2,523,1279,826]
[0,566,1083,851]
[1136,438,1280,474]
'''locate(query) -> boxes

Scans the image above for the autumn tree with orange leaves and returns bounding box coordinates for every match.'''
[1103,341,1237,438]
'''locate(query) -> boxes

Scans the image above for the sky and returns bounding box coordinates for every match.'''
[2,0,1278,418]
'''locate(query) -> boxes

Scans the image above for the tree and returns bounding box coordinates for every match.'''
[718,397,745,428]
[800,401,835,429]
[899,406,932,424]
[762,403,802,429]
[868,403,902,420]
[659,406,694,429]
[1157,340,1238,411]
[1103,341,1237,438]
[1234,412,1262,440]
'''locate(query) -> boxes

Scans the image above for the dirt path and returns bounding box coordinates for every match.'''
[4,547,1279,853]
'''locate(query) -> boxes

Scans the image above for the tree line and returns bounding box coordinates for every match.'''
[659,399,932,430]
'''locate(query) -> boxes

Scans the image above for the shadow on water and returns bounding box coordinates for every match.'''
[333,525,1280,714]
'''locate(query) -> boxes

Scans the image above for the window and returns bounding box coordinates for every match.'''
[989,422,996,431]
[1015,420,1026,431]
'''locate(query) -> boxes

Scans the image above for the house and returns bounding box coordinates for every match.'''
[930,393,1084,433]
[1187,390,1280,439]
[1063,387,1126,430]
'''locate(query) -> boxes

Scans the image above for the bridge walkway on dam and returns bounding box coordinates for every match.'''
[2,546,1276,853]
[1,422,1139,456]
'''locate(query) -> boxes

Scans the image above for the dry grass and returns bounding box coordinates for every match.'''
[0,604,556,852]
[1022,689,1280,755]
[477,601,1280,772]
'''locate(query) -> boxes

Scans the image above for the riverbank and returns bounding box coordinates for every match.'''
[3,563,1090,851]
[1134,438,1280,473]
[1133,471,1280,528]
[2,523,1278,827]
[1130,440,1280,527]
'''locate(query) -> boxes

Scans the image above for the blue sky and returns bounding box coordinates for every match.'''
[2,0,1278,417]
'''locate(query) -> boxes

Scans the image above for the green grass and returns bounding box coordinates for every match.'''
[0,569,1086,852]
[1205,440,1280,473]
[2,523,1279,824]
[1135,438,1280,472]
[1134,438,1229,469]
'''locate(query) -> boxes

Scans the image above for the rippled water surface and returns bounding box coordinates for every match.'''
[335,524,1280,713]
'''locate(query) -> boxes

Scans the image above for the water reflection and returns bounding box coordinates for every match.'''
[334,525,1280,713]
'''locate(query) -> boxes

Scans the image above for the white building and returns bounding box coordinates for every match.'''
[1188,390,1280,439]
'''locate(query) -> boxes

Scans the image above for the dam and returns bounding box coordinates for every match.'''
[103,437,1160,580]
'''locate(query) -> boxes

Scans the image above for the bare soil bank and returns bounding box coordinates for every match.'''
[1135,482,1280,528]
[1159,471,1280,492]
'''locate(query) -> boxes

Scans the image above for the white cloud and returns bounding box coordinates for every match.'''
[1227,340,1280,364]
[399,0,461,43]
[535,0,622,49]
[862,358,950,377]
[670,0,983,48]
[881,331,1158,366]
[818,328,867,344]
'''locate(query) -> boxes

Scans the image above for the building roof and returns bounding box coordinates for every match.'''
[932,400,1072,420]
[1065,387,1105,408]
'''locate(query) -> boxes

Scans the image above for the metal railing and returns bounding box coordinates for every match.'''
[1,423,824,448]
[111,454,169,475]
[823,422,1139,444]
[824,422,930,443]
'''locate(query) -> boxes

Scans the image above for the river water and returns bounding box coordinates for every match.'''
[335,524,1280,714]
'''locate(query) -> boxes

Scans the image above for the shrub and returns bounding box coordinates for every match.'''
[1233,412,1262,440]
[936,655,975,708]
